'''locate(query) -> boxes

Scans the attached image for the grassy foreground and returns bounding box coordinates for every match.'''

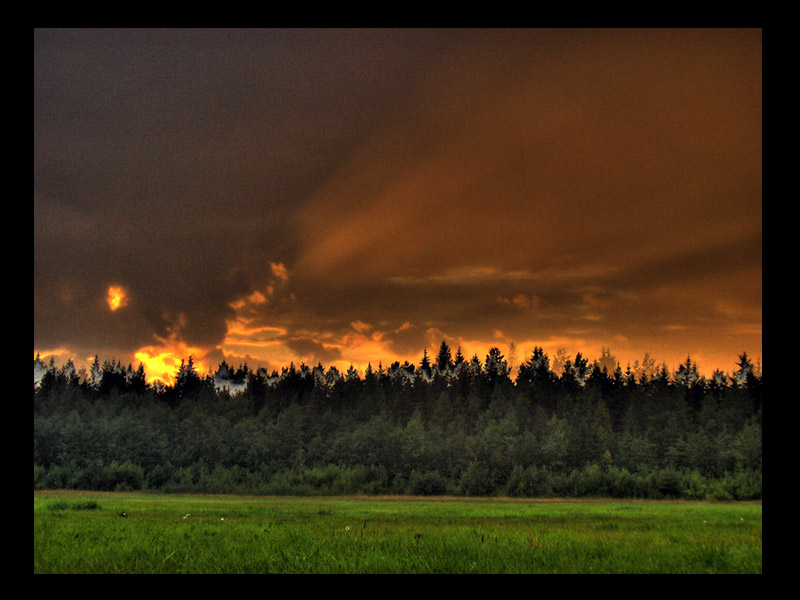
[33,491,762,574]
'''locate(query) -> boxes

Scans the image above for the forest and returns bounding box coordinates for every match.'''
[33,343,762,500]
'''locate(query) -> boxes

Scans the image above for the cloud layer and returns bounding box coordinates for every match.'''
[34,29,761,381]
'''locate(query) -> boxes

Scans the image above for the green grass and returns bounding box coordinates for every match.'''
[33,491,762,574]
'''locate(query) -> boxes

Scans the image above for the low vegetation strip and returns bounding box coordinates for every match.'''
[33,491,762,574]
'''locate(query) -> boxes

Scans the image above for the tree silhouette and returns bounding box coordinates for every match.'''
[435,340,453,372]
[419,349,432,380]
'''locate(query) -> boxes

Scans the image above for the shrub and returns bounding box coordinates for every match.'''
[197,465,238,494]
[578,464,608,497]
[710,470,762,501]
[708,479,734,501]
[683,470,709,500]
[333,465,390,495]
[70,459,105,491]
[145,463,175,490]
[606,467,645,498]
[34,464,46,490]
[42,465,70,490]
[504,465,526,497]
[303,464,342,492]
[458,462,494,497]
[100,462,144,491]
[407,470,448,496]
[729,470,762,500]
[647,468,684,499]
[44,499,100,511]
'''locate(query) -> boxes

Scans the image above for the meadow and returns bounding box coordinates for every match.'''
[33,490,762,574]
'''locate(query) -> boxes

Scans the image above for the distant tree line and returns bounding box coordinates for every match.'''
[33,343,762,500]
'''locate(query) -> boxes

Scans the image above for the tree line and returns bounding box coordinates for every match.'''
[33,343,762,500]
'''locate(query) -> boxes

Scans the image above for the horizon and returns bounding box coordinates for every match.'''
[34,343,760,388]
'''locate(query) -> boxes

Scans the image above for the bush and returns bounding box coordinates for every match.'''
[42,465,70,490]
[729,469,762,500]
[709,470,762,501]
[576,464,607,497]
[45,499,101,511]
[647,468,684,499]
[264,470,315,496]
[161,467,197,494]
[683,470,710,500]
[100,462,144,491]
[708,479,734,501]
[530,466,556,497]
[303,464,342,492]
[145,463,175,490]
[34,464,46,490]
[407,470,448,496]
[458,462,494,497]
[70,459,105,491]
[334,465,390,495]
[504,465,526,497]
[197,465,238,494]
[605,467,646,498]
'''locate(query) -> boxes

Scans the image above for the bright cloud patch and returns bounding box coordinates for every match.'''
[107,286,128,311]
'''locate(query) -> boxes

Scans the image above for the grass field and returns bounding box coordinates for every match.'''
[33,490,762,574]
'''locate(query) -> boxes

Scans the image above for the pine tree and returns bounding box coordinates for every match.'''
[483,347,509,387]
[675,356,699,387]
[435,340,453,372]
[733,352,754,387]
[131,362,148,394]
[420,349,432,375]
[454,346,465,365]
[597,348,617,375]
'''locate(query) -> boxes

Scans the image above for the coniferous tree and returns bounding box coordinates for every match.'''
[419,349,432,380]
[597,348,617,375]
[454,346,465,366]
[175,356,204,401]
[435,340,453,373]
[483,347,509,388]
[131,362,148,395]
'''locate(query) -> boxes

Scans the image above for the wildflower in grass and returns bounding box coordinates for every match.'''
[345,526,350,531]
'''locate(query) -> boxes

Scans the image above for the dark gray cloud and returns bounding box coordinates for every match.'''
[34,28,761,378]
[283,337,343,365]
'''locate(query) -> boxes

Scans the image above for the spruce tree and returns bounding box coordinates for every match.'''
[435,340,453,372]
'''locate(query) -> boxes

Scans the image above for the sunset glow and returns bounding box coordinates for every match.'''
[35,29,761,385]
[106,286,127,311]
[134,337,209,386]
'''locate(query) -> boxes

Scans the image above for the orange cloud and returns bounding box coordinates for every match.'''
[270,262,289,282]
[350,320,372,333]
[106,285,128,311]
[134,341,209,386]
[132,313,211,385]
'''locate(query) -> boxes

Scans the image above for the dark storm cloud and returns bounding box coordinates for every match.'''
[289,37,762,350]
[283,337,343,364]
[611,232,762,294]
[34,28,761,376]
[34,28,453,356]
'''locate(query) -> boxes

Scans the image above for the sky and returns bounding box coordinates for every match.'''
[34,28,762,384]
